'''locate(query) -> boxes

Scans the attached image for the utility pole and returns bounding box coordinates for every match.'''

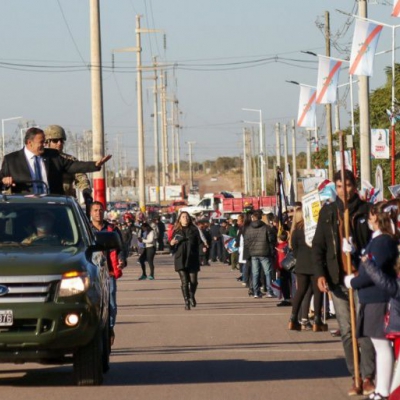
[187,141,195,189]
[90,0,106,207]
[325,11,334,180]
[246,129,253,194]
[152,57,160,204]
[283,124,288,179]
[113,15,162,211]
[359,0,371,183]
[306,129,312,170]
[275,123,281,168]
[335,87,341,132]
[252,127,259,194]
[171,97,179,183]
[160,71,169,187]
[242,128,248,194]
[176,123,181,179]
[135,15,145,211]
[291,119,298,201]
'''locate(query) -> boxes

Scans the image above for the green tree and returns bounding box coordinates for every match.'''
[353,64,400,194]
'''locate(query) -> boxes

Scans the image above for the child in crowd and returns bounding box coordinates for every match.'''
[275,230,292,307]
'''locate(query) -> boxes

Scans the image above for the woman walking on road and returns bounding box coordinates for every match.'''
[170,211,204,310]
[138,222,156,280]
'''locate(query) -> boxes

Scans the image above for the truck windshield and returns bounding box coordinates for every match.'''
[0,203,80,247]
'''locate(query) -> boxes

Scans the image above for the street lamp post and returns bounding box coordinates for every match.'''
[2,116,22,159]
[242,108,265,195]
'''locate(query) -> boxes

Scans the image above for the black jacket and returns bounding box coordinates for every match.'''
[351,233,398,304]
[312,195,371,287]
[209,224,221,241]
[171,224,201,272]
[291,228,313,275]
[362,258,400,333]
[244,220,272,258]
[0,148,100,195]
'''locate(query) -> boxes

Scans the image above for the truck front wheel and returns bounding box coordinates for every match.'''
[73,328,103,386]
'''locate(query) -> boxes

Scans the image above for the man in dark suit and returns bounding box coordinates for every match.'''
[0,127,111,195]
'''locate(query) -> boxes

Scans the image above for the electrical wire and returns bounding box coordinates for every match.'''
[56,0,89,70]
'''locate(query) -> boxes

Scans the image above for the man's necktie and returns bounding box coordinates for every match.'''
[34,156,43,194]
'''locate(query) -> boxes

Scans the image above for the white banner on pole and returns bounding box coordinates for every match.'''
[316,56,342,104]
[375,165,384,202]
[297,85,316,128]
[349,19,383,76]
[371,129,390,159]
[335,150,352,171]
[302,189,322,247]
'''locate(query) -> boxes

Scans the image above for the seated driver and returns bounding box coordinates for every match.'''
[22,211,58,244]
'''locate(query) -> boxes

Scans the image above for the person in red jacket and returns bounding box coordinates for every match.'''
[90,201,126,346]
[275,230,292,307]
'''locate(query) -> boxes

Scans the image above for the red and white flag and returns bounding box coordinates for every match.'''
[316,56,342,104]
[350,19,383,76]
[297,85,316,128]
[392,0,400,17]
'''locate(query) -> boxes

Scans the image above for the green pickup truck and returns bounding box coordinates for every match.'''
[0,194,120,385]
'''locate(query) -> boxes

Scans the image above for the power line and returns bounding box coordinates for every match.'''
[57,0,89,70]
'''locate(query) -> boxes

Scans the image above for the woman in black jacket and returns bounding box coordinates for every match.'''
[346,202,398,400]
[170,211,204,310]
[288,207,325,331]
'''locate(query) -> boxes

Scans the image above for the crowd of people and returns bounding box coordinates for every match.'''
[160,168,400,399]
[2,126,400,398]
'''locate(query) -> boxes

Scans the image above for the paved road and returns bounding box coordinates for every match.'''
[0,253,351,400]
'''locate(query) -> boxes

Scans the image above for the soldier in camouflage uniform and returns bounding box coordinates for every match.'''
[44,125,93,204]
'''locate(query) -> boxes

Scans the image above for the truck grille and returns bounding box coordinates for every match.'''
[0,275,61,303]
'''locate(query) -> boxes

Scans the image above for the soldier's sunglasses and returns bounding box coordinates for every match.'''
[48,139,64,144]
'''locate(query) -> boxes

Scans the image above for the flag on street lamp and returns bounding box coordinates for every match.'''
[316,56,342,104]
[350,19,383,76]
[297,85,316,128]
[392,0,400,17]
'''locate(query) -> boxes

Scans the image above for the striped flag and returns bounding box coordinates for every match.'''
[316,56,342,104]
[297,85,316,128]
[350,19,383,76]
[392,0,400,17]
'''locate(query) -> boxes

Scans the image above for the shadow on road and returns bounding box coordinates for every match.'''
[0,357,347,387]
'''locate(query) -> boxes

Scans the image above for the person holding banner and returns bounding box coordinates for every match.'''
[312,170,375,397]
[345,203,398,400]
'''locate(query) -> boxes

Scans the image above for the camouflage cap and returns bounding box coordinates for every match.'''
[44,125,67,141]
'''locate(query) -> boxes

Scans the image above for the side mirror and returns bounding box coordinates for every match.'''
[93,231,122,251]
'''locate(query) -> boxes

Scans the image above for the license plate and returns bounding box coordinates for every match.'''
[0,310,13,326]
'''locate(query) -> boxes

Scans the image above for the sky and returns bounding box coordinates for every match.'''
[0,0,397,169]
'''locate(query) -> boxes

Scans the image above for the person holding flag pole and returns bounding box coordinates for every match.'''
[339,132,362,395]
[312,132,375,397]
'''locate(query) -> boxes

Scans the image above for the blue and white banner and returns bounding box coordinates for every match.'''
[297,85,316,128]
[316,56,342,104]
[350,19,383,76]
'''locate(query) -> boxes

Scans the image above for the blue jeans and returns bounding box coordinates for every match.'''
[109,276,117,329]
[331,284,375,379]
[241,262,247,283]
[251,256,273,295]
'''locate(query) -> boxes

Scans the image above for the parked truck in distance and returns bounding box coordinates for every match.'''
[179,192,276,217]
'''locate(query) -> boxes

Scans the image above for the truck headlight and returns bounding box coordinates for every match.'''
[59,271,90,297]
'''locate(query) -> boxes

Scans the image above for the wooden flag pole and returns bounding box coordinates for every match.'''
[339,131,360,388]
